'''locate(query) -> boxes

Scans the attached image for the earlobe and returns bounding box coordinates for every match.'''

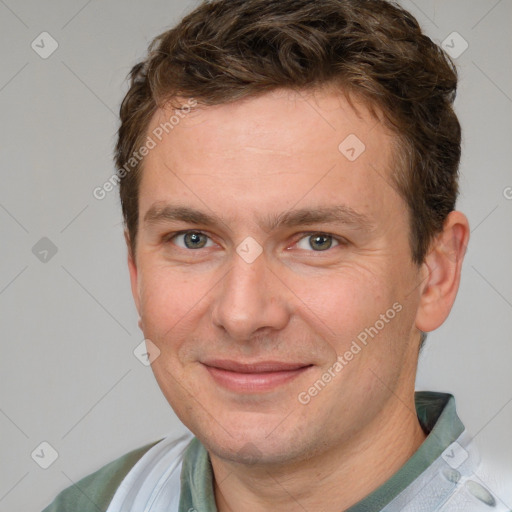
[415,211,470,334]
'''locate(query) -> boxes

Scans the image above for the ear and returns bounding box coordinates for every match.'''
[415,211,470,333]
[125,230,142,321]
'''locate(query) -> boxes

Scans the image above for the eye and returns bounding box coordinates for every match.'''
[170,231,215,249]
[295,233,340,251]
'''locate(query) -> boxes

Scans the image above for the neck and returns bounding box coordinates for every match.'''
[211,393,427,512]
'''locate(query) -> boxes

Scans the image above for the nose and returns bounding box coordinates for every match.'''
[211,249,291,342]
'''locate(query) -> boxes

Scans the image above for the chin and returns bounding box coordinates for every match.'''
[204,436,297,466]
[188,412,318,467]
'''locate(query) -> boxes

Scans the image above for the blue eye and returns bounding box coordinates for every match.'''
[296,233,340,251]
[171,231,214,249]
[166,231,343,252]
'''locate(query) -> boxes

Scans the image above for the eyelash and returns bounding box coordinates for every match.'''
[164,230,348,252]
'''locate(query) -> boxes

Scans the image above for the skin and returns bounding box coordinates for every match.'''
[127,87,470,511]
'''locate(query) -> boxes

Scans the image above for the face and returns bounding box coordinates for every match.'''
[128,87,426,465]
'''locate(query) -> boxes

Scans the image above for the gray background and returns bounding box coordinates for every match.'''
[0,0,511,510]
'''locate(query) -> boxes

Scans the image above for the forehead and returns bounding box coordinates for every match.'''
[139,87,402,226]
[147,87,392,158]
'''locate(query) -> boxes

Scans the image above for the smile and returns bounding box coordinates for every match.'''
[202,360,313,392]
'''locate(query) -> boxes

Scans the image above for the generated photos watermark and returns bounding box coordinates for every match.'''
[93,97,198,200]
[298,301,403,405]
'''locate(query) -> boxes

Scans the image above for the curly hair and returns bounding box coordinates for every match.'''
[115,0,461,266]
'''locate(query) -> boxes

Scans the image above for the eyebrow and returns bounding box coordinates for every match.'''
[143,202,375,233]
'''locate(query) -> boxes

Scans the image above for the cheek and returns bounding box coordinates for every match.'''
[138,270,205,394]
[288,266,391,340]
[138,267,205,341]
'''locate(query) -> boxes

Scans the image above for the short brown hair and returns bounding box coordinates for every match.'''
[115,0,460,265]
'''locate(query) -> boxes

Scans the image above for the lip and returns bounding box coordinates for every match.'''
[202,359,313,392]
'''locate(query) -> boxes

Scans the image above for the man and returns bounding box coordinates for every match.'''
[43,0,508,510]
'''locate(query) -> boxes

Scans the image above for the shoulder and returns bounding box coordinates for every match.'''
[42,439,162,512]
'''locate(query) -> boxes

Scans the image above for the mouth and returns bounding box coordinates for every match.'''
[201,359,314,392]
